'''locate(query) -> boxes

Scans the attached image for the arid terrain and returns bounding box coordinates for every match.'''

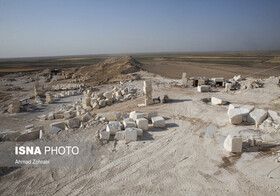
[0,53,280,195]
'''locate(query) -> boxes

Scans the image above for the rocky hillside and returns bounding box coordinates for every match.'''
[65,56,142,84]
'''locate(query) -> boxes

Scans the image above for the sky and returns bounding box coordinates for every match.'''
[0,0,280,58]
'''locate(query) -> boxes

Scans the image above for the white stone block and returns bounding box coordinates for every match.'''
[268,110,280,123]
[225,83,233,91]
[123,119,136,128]
[211,97,227,105]
[50,121,65,130]
[104,112,121,121]
[130,111,145,121]
[228,108,243,125]
[147,111,158,121]
[151,116,165,128]
[197,85,211,92]
[223,134,242,153]
[100,131,110,140]
[227,104,241,115]
[114,131,125,140]
[125,128,137,141]
[143,80,152,87]
[247,109,268,127]
[240,105,255,122]
[234,75,242,81]
[106,121,121,135]
[136,118,148,131]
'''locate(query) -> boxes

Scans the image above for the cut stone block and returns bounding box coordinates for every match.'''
[213,77,225,83]
[197,85,211,92]
[143,80,152,87]
[106,121,121,135]
[123,119,136,128]
[49,126,61,135]
[223,134,242,153]
[50,121,65,130]
[67,117,81,129]
[125,128,137,141]
[100,131,110,140]
[225,83,233,91]
[147,111,158,121]
[240,105,255,122]
[129,111,138,119]
[143,86,152,94]
[130,111,145,121]
[268,110,280,123]
[104,112,121,121]
[228,108,243,125]
[114,131,125,140]
[151,116,165,128]
[247,109,268,127]
[136,118,148,131]
[227,104,241,115]
[211,97,227,105]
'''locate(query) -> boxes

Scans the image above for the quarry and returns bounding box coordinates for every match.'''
[0,56,280,195]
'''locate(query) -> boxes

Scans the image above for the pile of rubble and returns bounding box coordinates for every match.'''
[239,78,264,90]
[227,104,280,132]
[99,111,165,141]
[6,98,29,114]
[80,86,139,110]
[179,73,268,92]
[52,83,85,91]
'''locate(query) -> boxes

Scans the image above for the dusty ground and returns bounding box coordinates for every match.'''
[0,69,280,195]
[141,60,280,79]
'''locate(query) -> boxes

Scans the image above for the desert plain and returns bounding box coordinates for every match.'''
[0,51,280,195]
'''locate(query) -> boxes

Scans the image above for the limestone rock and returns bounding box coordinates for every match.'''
[147,111,158,121]
[50,121,65,130]
[197,85,211,92]
[211,97,227,105]
[106,121,121,135]
[228,108,243,125]
[104,112,121,121]
[100,131,110,140]
[151,116,165,128]
[114,131,125,140]
[223,134,242,153]
[125,128,137,141]
[123,119,136,128]
[247,109,268,127]
[136,118,148,131]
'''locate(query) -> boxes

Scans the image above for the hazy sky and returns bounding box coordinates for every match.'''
[0,0,280,58]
